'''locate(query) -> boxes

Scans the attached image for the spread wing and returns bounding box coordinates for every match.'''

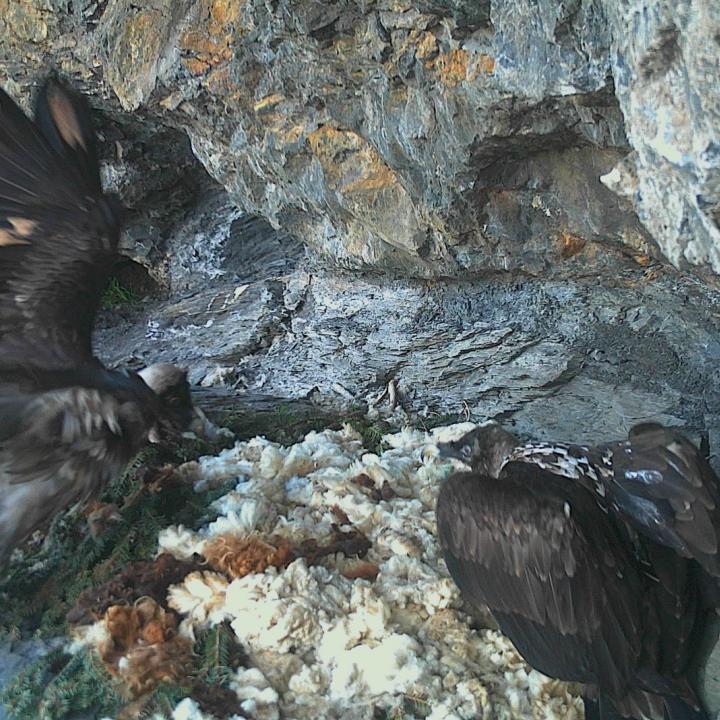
[436,465,645,695]
[0,77,123,370]
[604,423,720,575]
[0,387,147,565]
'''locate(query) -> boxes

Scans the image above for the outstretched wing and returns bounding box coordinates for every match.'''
[605,423,720,576]
[436,465,645,696]
[0,77,123,369]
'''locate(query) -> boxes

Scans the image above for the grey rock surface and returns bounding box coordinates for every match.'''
[0,0,647,277]
[2,0,717,275]
[97,197,720,454]
[603,1,720,273]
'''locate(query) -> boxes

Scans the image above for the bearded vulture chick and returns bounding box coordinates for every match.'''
[436,422,718,720]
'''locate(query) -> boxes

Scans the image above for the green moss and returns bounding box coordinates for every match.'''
[219,401,365,446]
[101,277,140,309]
[198,622,246,687]
[350,418,391,455]
[217,399,436,457]
[1,647,190,720]
[0,624,245,720]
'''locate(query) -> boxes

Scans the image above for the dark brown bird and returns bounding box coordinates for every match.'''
[0,77,194,567]
[436,422,719,720]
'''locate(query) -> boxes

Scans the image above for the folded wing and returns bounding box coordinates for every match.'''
[436,465,645,697]
[605,423,720,575]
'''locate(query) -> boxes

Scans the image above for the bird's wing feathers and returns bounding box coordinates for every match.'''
[0,387,144,484]
[0,78,122,368]
[33,79,103,193]
[436,467,644,692]
[0,387,146,564]
[606,424,720,574]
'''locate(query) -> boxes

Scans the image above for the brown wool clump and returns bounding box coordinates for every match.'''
[340,560,380,582]
[137,463,183,494]
[67,553,200,625]
[97,598,193,698]
[297,526,372,565]
[116,636,193,698]
[203,533,295,578]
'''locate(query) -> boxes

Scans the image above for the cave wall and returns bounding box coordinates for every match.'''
[1,0,718,278]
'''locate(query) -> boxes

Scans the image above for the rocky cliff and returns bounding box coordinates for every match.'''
[0,0,717,419]
[1,0,718,280]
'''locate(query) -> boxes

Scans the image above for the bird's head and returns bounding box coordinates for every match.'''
[138,363,194,443]
[436,423,518,478]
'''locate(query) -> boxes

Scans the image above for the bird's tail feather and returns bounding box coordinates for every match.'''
[584,693,630,720]
[661,695,709,720]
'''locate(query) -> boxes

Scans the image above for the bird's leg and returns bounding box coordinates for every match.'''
[184,405,234,442]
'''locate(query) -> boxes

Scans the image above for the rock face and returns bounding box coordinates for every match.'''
[602,1,720,272]
[0,0,713,278]
[96,199,720,451]
[1,0,717,276]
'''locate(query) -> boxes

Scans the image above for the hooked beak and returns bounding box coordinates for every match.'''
[148,424,162,444]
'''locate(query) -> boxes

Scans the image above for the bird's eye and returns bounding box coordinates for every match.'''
[460,445,472,458]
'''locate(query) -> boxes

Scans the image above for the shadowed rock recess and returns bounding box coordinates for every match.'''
[1,0,720,717]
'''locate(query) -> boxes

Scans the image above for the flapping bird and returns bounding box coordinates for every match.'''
[436,422,719,720]
[0,77,194,567]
